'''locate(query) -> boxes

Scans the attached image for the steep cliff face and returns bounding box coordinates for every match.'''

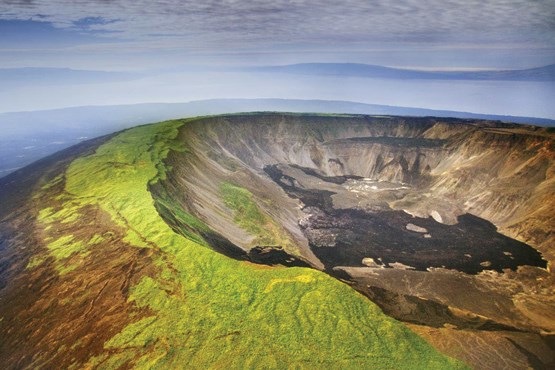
[428,127,554,252]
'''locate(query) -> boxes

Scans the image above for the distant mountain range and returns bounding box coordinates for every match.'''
[247,63,555,81]
[2,63,554,88]
[1,98,554,178]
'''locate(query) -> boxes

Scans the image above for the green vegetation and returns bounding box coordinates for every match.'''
[220,181,292,248]
[38,202,82,224]
[47,235,86,260]
[26,255,46,269]
[34,117,465,368]
[41,174,64,189]
[32,187,90,273]
[154,190,210,247]
[87,234,105,245]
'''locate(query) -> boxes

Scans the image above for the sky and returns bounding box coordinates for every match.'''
[1,0,554,69]
[0,1,554,117]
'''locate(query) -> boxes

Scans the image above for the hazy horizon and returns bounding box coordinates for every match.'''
[1,1,554,117]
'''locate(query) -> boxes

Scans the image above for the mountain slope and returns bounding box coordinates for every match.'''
[2,113,554,369]
[0,117,465,369]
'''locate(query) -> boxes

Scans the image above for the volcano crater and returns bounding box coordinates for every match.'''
[153,114,548,277]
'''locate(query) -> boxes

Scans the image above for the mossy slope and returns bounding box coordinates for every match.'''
[37,117,466,369]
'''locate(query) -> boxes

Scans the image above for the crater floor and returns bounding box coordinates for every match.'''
[265,163,546,274]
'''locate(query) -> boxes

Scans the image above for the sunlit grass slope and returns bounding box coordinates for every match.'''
[38,117,466,368]
[220,181,293,249]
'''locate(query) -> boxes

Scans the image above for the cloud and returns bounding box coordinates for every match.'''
[0,0,553,50]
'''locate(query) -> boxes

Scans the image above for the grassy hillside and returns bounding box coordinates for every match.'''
[220,181,295,250]
[29,117,466,368]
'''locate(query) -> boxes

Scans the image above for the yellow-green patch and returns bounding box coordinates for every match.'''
[220,181,293,249]
[47,235,86,260]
